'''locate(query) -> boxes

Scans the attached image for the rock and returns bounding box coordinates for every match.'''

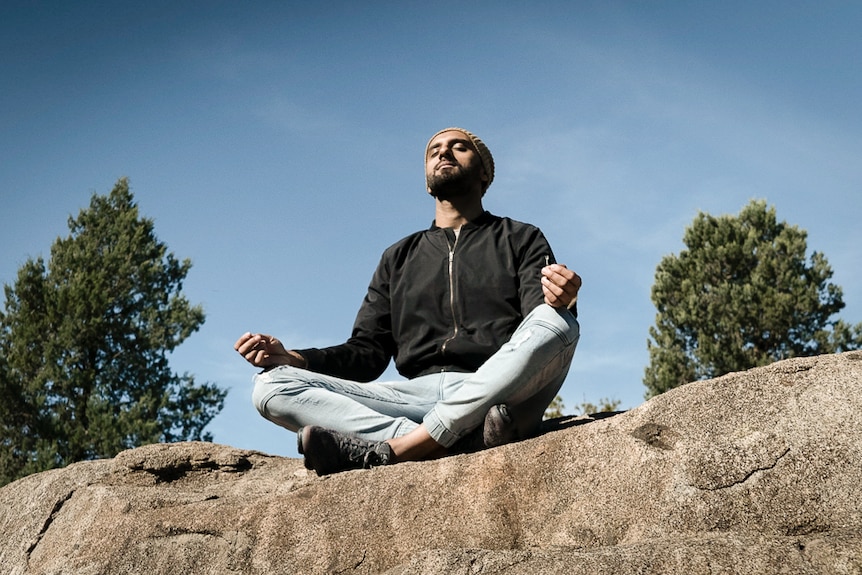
[1,352,861,574]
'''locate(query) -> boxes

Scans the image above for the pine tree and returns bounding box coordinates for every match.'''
[0,178,225,485]
[644,199,862,398]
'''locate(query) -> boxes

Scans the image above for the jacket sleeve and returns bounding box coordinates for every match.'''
[296,254,397,382]
[517,226,578,318]
[516,226,555,315]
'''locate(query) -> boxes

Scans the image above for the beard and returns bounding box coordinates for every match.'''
[427,165,477,200]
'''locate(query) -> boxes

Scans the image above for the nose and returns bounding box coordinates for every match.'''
[437,144,454,160]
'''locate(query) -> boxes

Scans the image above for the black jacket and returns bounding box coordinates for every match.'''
[298,212,557,381]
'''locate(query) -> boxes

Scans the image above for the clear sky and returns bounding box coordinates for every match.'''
[2,1,860,458]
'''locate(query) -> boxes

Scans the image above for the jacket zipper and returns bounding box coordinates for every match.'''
[441,230,460,354]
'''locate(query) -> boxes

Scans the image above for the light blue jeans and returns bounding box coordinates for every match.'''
[252,303,579,448]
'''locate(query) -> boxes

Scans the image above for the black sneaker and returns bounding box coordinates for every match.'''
[483,403,518,448]
[297,426,392,476]
[450,404,518,454]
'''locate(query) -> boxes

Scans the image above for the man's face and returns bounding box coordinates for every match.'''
[425,130,488,199]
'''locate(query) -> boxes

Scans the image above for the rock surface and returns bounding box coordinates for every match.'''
[2,352,861,574]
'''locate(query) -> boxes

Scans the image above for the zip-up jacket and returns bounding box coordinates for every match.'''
[298,211,559,381]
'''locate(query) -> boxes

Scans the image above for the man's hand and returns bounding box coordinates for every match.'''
[541,264,581,309]
[233,332,306,369]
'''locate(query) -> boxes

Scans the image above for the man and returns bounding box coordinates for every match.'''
[235,127,581,475]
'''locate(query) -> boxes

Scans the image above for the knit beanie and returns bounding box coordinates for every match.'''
[425,127,495,190]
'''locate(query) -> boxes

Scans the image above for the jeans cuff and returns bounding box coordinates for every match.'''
[423,408,459,448]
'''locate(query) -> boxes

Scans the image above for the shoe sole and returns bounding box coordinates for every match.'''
[297,427,317,471]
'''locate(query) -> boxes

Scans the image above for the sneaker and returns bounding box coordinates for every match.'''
[297,426,392,476]
[450,404,518,454]
[483,403,518,448]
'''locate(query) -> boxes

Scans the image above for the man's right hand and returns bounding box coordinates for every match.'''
[233,332,306,369]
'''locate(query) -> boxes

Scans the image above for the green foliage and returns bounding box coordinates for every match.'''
[0,178,225,486]
[644,199,862,398]
[543,395,621,419]
[543,395,566,420]
[574,397,622,416]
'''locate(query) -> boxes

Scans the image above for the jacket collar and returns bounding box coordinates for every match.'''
[428,210,494,231]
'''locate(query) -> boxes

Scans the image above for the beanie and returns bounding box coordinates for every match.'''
[425,127,495,190]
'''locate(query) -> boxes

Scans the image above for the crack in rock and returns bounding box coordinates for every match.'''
[699,447,791,491]
[25,489,75,562]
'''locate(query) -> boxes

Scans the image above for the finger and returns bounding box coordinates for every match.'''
[542,263,571,274]
[541,275,564,296]
[545,266,582,293]
[542,273,579,301]
[557,282,580,307]
[542,265,576,286]
[563,273,582,297]
[244,348,268,366]
[543,268,581,308]
[234,332,254,351]
[542,278,567,308]
[543,284,564,308]
[542,283,558,300]
[236,334,264,356]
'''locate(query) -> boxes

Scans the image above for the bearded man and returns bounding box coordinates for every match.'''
[235,128,581,475]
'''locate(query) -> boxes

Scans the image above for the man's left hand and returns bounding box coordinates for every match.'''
[541,264,581,309]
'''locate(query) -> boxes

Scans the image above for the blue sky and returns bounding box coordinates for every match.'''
[2,1,860,458]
